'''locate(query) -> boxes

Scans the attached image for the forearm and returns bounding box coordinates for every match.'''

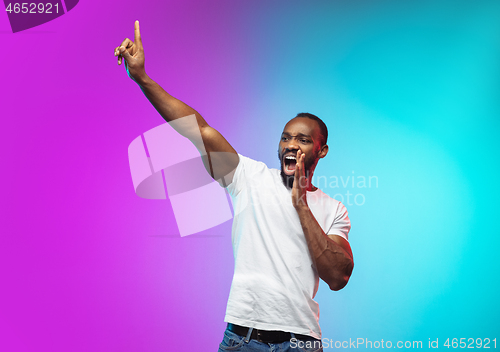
[296,206,354,291]
[135,75,238,180]
[137,75,209,138]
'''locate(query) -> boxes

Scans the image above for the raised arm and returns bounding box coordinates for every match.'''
[114,21,238,182]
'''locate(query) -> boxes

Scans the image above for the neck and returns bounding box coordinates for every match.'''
[306,166,317,191]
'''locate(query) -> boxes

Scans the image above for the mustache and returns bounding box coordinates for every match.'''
[280,149,298,159]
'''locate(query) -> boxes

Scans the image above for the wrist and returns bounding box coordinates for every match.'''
[135,73,151,87]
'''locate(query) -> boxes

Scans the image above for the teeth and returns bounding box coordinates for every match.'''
[285,156,296,160]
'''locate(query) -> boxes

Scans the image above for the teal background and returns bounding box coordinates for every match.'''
[247,1,500,347]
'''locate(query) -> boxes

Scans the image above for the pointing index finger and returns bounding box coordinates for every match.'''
[134,20,142,47]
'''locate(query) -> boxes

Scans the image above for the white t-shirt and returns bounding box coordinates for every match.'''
[224,155,351,339]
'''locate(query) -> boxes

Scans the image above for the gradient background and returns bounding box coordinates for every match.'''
[1,0,499,351]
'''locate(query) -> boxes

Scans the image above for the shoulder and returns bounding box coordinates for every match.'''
[226,154,274,192]
[308,187,342,209]
[308,187,351,239]
[234,154,274,177]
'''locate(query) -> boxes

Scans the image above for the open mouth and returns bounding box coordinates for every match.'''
[283,154,297,175]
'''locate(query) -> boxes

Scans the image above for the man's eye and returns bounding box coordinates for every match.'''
[281,137,288,141]
[300,139,310,143]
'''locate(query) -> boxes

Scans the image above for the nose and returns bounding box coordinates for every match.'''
[286,137,299,150]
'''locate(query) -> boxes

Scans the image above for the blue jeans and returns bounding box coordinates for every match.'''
[218,327,323,352]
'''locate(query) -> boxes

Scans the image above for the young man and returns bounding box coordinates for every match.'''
[115,21,353,352]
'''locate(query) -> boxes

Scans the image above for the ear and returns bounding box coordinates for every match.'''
[318,144,328,159]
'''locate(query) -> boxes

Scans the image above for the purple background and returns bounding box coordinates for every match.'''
[2,1,499,351]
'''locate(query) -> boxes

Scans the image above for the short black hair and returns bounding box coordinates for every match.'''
[294,112,328,146]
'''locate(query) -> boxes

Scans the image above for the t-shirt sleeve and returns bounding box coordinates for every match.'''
[327,202,351,241]
[225,154,258,196]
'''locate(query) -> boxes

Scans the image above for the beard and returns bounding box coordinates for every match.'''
[280,170,295,189]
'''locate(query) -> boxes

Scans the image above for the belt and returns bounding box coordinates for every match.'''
[227,323,318,344]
